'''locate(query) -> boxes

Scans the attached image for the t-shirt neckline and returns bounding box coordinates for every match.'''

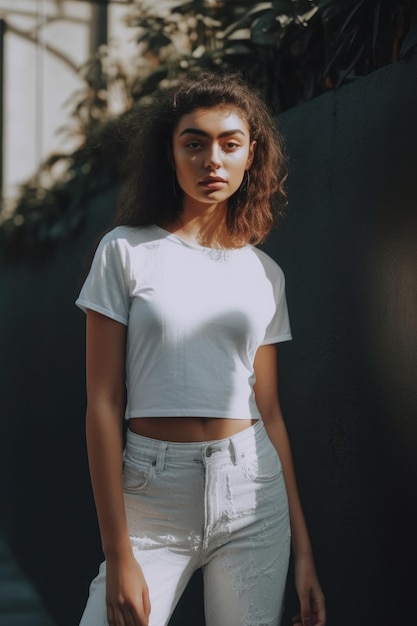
[152,225,250,253]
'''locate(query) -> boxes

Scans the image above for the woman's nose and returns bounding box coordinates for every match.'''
[204,145,221,169]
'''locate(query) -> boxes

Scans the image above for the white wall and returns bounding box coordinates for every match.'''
[0,0,135,214]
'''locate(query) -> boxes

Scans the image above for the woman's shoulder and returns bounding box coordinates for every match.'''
[98,225,162,248]
[249,245,286,280]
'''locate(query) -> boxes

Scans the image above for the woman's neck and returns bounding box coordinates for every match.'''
[163,203,235,249]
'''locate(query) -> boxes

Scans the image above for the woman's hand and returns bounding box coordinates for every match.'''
[292,554,326,626]
[106,552,151,626]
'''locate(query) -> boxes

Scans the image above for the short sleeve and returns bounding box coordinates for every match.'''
[261,264,292,345]
[75,231,130,325]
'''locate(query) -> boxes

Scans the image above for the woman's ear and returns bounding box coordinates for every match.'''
[246,140,257,170]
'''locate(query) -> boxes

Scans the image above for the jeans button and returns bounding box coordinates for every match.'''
[206,447,212,457]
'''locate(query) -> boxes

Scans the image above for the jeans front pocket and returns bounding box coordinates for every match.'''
[243,438,283,484]
[122,457,155,494]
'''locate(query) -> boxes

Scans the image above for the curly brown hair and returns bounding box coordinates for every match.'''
[114,71,288,246]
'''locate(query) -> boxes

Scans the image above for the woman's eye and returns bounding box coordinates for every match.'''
[224,142,240,150]
[186,141,202,150]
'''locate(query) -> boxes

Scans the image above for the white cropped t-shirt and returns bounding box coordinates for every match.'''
[76,225,292,420]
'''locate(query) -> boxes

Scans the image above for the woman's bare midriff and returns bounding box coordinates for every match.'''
[128,417,258,442]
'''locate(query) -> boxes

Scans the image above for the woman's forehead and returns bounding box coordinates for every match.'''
[174,106,249,135]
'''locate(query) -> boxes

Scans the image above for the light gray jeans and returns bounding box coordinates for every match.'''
[79,419,291,626]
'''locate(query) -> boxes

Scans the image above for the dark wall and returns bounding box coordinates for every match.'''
[264,53,417,625]
[1,53,416,626]
[0,186,117,625]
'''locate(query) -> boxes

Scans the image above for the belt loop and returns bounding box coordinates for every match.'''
[229,438,240,466]
[155,442,168,472]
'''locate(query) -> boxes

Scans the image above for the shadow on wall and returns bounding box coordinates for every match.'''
[367,158,417,467]
[365,157,417,598]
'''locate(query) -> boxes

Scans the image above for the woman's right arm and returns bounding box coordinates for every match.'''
[85,309,151,626]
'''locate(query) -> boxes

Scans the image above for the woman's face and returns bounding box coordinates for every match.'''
[172,106,256,213]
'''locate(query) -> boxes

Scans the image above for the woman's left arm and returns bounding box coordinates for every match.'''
[253,343,326,626]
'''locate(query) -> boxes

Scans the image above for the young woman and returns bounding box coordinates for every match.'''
[76,71,326,626]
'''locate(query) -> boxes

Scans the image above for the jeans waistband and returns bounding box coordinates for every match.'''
[125,419,267,468]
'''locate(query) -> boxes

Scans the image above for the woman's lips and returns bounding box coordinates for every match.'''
[199,177,227,188]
